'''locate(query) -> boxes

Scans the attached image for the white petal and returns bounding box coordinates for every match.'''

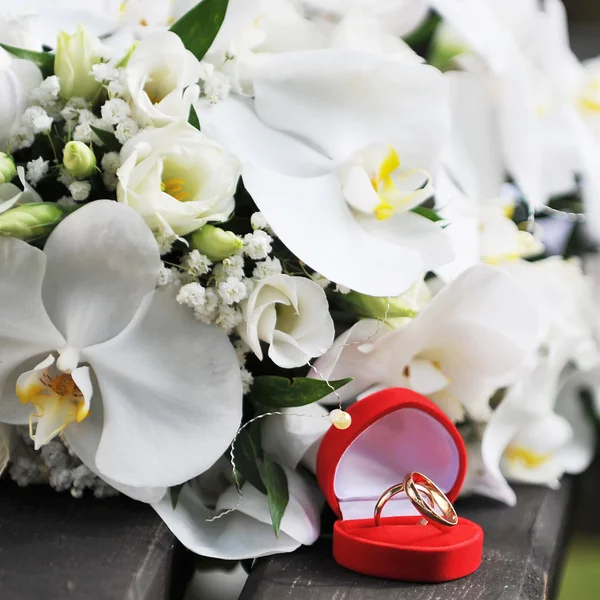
[64,389,167,503]
[82,289,243,488]
[153,467,322,560]
[195,96,333,177]
[243,164,424,295]
[41,201,161,350]
[261,403,330,473]
[442,71,504,200]
[554,372,596,474]
[253,49,448,169]
[407,358,449,395]
[0,238,64,420]
[356,210,454,272]
[312,319,395,405]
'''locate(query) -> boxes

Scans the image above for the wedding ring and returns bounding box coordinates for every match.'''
[374,471,458,532]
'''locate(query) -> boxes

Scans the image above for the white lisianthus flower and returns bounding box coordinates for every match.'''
[0,51,42,150]
[117,120,241,238]
[154,459,323,559]
[0,201,243,502]
[125,30,201,126]
[313,265,540,422]
[238,274,335,369]
[0,13,42,50]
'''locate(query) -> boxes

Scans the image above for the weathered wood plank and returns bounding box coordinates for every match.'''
[240,479,574,600]
[0,481,193,600]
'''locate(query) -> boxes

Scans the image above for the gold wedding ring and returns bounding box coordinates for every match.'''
[374,471,458,532]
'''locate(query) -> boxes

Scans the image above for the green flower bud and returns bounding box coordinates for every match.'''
[63,141,97,178]
[116,41,139,68]
[0,153,17,184]
[190,225,243,262]
[333,279,432,324]
[0,203,72,240]
[55,26,103,101]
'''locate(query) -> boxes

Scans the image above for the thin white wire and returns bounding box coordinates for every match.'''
[206,296,393,522]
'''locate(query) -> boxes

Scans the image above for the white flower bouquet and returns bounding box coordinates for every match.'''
[0,0,598,562]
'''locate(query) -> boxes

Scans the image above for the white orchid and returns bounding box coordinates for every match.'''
[298,0,430,38]
[0,51,42,151]
[196,48,452,296]
[0,201,243,501]
[239,274,335,369]
[154,458,323,560]
[117,120,241,242]
[313,264,540,422]
[464,345,597,506]
[125,30,201,126]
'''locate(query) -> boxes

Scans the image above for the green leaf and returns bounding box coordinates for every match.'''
[235,425,266,494]
[330,290,417,321]
[250,376,353,409]
[90,126,121,151]
[170,483,185,510]
[188,104,201,130]
[402,12,441,50]
[411,206,443,222]
[0,44,54,78]
[262,456,289,538]
[170,0,229,61]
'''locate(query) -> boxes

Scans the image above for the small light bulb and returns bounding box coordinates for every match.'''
[330,409,352,430]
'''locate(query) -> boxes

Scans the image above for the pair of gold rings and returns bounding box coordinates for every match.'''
[374,472,458,532]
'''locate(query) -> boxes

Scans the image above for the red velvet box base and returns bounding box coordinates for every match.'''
[333,516,483,582]
[316,388,484,583]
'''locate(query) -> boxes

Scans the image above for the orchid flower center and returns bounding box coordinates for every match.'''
[341,145,433,221]
[504,445,551,469]
[15,355,91,450]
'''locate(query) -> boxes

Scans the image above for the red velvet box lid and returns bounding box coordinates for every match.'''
[316,388,484,582]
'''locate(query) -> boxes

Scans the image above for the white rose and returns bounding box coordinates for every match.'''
[126,30,201,126]
[239,274,335,368]
[0,14,41,50]
[116,120,241,237]
[0,51,42,149]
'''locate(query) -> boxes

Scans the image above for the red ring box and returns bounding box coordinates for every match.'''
[316,388,484,582]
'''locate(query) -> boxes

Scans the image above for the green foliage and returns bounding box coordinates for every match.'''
[188,105,201,130]
[90,126,121,152]
[262,456,289,538]
[331,290,418,321]
[249,376,353,408]
[235,424,266,494]
[0,44,54,78]
[411,206,443,222]
[170,0,229,61]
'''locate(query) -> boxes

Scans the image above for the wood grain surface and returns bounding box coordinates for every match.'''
[0,481,193,600]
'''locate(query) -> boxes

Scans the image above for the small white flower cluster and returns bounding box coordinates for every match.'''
[101,151,121,191]
[198,62,231,104]
[9,428,117,498]
[91,62,127,99]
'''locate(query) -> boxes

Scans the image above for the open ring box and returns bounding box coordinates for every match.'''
[316,387,484,582]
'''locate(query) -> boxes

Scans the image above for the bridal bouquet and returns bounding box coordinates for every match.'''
[0,0,598,560]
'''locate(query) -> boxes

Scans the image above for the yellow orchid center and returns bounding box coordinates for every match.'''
[369,146,432,221]
[162,177,191,201]
[16,364,90,450]
[504,445,551,469]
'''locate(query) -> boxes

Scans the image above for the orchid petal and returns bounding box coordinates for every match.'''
[407,359,449,395]
[64,389,167,503]
[356,211,453,272]
[0,238,64,420]
[554,372,596,475]
[41,201,161,351]
[261,403,330,473]
[242,164,424,295]
[194,96,333,177]
[253,49,448,169]
[82,288,242,488]
[154,467,322,560]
